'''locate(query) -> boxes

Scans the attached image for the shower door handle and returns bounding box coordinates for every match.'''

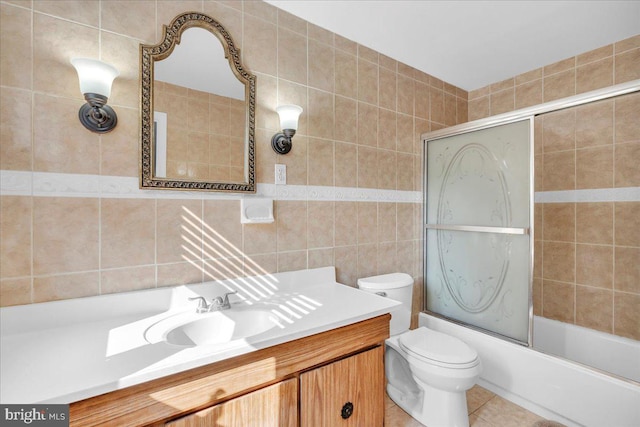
[425,224,530,235]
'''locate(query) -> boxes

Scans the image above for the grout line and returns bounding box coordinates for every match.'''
[611,96,617,334]
[29,3,35,304]
[96,0,103,296]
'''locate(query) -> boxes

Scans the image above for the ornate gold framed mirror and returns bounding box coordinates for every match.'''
[140,12,256,192]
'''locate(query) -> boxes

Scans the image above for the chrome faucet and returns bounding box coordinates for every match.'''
[189,291,237,313]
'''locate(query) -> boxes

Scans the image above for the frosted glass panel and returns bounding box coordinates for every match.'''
[425,119,531,344]
[426,230,531,342]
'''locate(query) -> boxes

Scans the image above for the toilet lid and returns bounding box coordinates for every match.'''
[357,273,413,290]
[399,327,478,365]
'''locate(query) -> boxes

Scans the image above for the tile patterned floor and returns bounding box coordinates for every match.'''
[385,385,549,427]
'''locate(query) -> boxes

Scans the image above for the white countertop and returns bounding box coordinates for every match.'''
[0,267,400,404]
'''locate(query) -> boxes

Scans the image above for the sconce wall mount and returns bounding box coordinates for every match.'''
[71,58,119,134]
[271,128,296,155]
[271,105,302,155]
[78,93,117,133]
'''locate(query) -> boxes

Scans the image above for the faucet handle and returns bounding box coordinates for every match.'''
[221,290,238,305]
[188,296,209,313]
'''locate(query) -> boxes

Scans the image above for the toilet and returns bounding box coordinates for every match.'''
[358,273,481,427]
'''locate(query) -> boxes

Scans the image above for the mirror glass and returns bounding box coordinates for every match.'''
[140,12,256,192]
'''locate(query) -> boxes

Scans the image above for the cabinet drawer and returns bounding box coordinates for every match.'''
[166,378,297,427]
[300,346,384,427]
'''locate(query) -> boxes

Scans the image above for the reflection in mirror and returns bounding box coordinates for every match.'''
[140,12,256,192]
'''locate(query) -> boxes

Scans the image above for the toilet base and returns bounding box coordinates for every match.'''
[384,329,480,427]
[387,378,470,427]
[387,382,422,417]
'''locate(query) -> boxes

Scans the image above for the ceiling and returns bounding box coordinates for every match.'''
[264,1,640,91]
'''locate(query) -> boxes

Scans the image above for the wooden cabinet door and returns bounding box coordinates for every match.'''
[165,378,297,427]
[300,346,384,427]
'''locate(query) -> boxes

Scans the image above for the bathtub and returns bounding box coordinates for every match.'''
[533,316,640,383]
[419,313,640,427]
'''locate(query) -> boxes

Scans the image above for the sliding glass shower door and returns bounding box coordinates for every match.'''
[424,119,533,345]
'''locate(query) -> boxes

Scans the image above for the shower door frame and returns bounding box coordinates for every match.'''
[423,117,535,346]
[421,79,640,347]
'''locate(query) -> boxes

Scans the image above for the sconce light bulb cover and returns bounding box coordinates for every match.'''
[275,104,303,131]
[71,57,119,98]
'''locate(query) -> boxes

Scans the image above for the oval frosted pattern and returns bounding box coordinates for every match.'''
[425,119,531,344]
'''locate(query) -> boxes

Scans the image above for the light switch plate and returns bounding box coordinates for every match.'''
[275,164,286,185]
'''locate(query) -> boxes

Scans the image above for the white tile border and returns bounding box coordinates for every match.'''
[3,171,639,204]
[0,170,31,196]
[0,171,423,203]
[534,187,640,203]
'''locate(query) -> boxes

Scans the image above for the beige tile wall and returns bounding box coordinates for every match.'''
[0,0,467,315]
[468,35,640,119]
[533,93,640,340]
[470,35,640,341]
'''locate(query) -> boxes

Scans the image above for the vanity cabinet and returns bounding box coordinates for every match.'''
[166,347,383,427]
[69,314,389,427]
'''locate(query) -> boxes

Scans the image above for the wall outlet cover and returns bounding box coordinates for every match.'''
[275,164,286,185]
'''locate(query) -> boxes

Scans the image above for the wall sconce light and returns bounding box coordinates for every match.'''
[71,58,119,134]
[271,104,303,155]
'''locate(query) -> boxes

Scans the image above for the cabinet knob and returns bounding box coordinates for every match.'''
[341,401,354,419]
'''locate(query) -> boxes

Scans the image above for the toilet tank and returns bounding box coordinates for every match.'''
[357,273,414,336]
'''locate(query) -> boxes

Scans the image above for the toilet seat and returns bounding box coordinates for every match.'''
[399,327,479,368]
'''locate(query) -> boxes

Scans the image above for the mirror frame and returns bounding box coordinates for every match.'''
[140,12,256,192]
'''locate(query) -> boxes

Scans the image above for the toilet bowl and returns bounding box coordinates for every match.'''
[358,273,481,427]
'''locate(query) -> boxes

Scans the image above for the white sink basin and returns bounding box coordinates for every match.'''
[145,308,278,347]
